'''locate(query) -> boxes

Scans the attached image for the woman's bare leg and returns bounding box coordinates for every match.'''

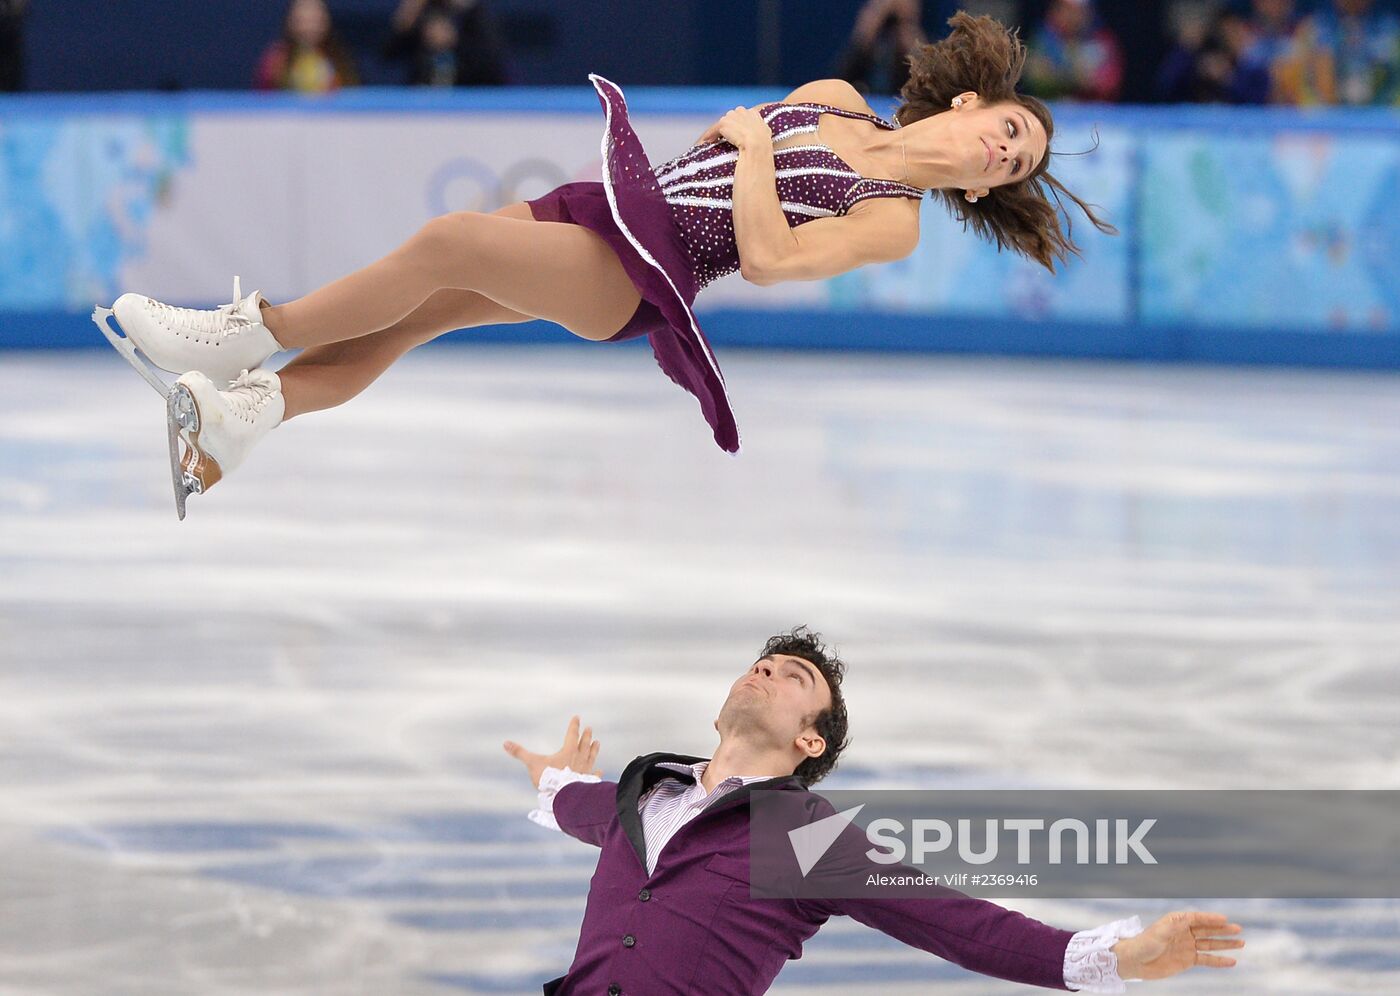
[277,287,532,420]
[260,202,642,350]
[276,202,578,421]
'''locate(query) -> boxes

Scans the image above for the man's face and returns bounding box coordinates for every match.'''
[716,654,833,758]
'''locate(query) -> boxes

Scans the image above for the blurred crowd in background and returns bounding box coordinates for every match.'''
[0,0,25,92]
[4,0,1400,106]
[252,0,508,91]
[840,0,1400,105]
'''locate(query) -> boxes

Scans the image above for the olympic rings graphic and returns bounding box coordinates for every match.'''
[426,156,571,214]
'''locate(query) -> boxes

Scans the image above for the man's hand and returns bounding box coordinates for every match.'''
[1112,912,1244,981]
[694,106,772,151]
[503,716,602,789]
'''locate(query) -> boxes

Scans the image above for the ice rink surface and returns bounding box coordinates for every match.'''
[2,345,1398,994]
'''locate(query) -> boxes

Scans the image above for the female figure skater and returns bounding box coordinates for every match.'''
[96,13,1111,518]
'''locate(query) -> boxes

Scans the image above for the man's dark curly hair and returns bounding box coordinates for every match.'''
[758,627,851,787]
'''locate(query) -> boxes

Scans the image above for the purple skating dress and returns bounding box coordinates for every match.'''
[527,75,924,453]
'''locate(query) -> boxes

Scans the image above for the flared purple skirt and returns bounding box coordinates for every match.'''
[526,75,739,454]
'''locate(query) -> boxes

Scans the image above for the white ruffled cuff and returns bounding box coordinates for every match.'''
[1063,916,1144,993]
[527,765,602,832]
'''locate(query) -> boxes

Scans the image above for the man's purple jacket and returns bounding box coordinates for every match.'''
[543,752,1074,995]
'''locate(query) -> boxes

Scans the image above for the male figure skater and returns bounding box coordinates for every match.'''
[504,629,1245,995]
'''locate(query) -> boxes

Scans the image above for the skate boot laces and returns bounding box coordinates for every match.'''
[226,368,280,424]
[150,277,260,338]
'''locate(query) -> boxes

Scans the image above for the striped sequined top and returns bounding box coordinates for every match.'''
[652,101,925,289]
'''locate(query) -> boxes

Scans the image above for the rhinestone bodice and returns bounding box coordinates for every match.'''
[652,102,924,289]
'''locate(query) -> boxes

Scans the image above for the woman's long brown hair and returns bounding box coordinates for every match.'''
[895,12,1116,272]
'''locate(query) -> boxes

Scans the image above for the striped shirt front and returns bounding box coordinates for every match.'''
[637,760,772,874]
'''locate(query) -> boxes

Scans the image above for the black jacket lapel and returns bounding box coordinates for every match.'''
[615,752,706,871]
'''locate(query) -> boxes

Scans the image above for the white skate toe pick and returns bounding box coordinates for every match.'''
[110,277,283,388]
[166,368,284,520]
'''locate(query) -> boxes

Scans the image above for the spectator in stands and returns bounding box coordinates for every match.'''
[0,0,25,92]
[837,0,928,95]
[1157,4,1273,104]
[1157,3,1215,103]
[1242,0,1300,69]
[1024,0,1125,102]
[254,0,360,93]
[1274,0,1400,105]
[385,0,508,87]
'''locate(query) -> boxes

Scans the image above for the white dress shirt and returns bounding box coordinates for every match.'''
[530,763,1142,993]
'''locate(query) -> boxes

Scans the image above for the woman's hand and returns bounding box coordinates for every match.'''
[503,716,602,789]
[1112,912,1244,981]
[695,105,773,152]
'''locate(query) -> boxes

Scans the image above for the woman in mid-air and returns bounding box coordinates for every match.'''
[97,13,1112,518]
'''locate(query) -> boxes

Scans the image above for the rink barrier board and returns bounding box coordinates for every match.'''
[0,89,1398,133]
[2,89,1399,366]
[11,310,1400,371]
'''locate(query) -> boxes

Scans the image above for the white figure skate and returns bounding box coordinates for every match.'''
[166,368,284,521]
[92,277,282,392]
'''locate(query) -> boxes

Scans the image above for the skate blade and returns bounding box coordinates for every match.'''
[165,384,225,521]
[165,384,202,521]
[92,306,172,397]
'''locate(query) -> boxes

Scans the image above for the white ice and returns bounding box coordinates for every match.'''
[1,346,1397,994]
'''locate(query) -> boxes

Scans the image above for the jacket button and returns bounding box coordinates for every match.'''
[622,934,636,948]
[608,986,622,996]
[637,888,651,902]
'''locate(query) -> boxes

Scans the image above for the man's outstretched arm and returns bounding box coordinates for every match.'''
[822,888,1078,990]
[824,887,1242,992]
[504,716,616,847]
[806,830,1242,992]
